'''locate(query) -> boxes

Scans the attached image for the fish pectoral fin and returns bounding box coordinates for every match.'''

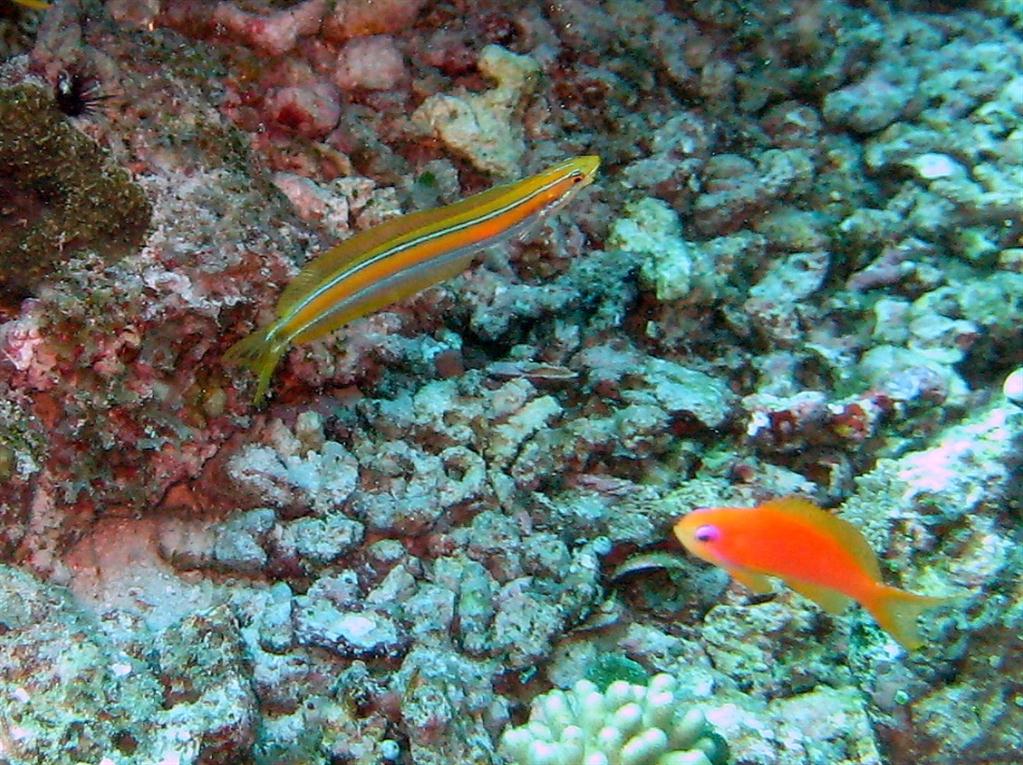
[724,565,773,595]
[783,577,852,615]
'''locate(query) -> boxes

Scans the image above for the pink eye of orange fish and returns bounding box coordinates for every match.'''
[694,525,720,543]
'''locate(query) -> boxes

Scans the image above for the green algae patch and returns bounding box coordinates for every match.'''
[584,652,649,691]
[0,83,151,306]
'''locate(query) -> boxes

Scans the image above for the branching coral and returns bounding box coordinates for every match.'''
[499,674,727,765]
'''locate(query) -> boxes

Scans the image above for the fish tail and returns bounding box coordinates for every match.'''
[223,323,289,405]
[865,585,956,650]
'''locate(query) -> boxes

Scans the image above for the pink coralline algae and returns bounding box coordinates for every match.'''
[264,80,341,138]
[333,35,406,91]
[212,0,328,57]
[322,0,427,42]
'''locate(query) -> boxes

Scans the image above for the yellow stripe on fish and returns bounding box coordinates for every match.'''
[225,155,600,403]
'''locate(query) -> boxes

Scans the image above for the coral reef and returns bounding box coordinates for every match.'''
[0,1,1020,764]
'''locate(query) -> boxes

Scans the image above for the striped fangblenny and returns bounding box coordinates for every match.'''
[225,155,600,403]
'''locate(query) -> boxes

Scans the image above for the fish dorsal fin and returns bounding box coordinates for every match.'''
[761,496,883,582]
[276,176,533,317]
[723,564,773,595]
[783,577,853,614]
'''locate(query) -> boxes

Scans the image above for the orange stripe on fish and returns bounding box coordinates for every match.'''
[225,156,600,403]
[673,496,956,649]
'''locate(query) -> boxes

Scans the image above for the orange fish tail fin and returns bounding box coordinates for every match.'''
[865,585,955,650]
[223,323,289,405]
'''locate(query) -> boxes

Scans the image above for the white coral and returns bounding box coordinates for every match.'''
[499,674,720,765]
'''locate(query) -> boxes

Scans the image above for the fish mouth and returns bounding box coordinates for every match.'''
[575,155,601,184]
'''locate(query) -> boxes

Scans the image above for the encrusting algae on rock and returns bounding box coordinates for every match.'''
[0,81,151,307]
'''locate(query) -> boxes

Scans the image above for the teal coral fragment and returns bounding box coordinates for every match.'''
[584,653,650,691]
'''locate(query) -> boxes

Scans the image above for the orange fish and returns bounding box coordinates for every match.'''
[673,496,954,649]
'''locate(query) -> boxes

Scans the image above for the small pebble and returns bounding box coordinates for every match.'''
[1003,368,1023,405]
[906,152,965,180]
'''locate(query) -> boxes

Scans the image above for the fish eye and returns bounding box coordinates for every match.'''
[694,524,720,543]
